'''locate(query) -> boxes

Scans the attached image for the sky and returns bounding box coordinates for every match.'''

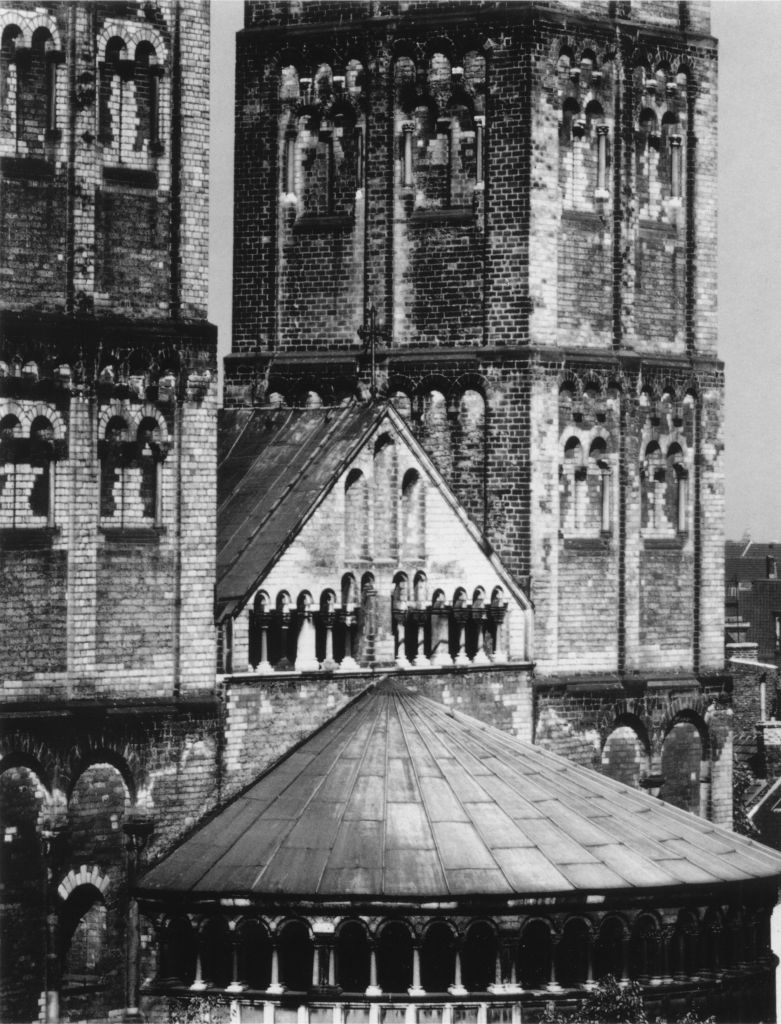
[208,0,781,543]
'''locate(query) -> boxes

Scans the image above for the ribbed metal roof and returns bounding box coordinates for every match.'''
[139,682,781,900]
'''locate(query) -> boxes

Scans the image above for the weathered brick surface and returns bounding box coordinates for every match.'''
[0,3,216,1021]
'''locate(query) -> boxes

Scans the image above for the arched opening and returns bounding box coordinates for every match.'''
[236,920,272,990]
[161,916,197,986]
[518,920,551,990]
[60,885,108,982]
[0,763,47,1022]
[462,921,497,992]
[336,920,370,993]
[68,761,129,863]
[373,436,398,559]
[199,917,231,988]
[134,41,161,154]
[594,917,625,981]
[420,390,451,477]
[660,718,703,814]
[100,415,130,522]
[401,469,425,560]
[601,723,649,789]
[277,920,313,992]
[345,469,369,560]
[18,27,55,150]
[421,921,455,992]
[556,918,590,988]
[629,915,659,982]
[30,416,56,511]
[99,37,127,146]
[377,921,413,993]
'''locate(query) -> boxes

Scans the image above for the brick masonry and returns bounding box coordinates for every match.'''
[0,3,216,1021]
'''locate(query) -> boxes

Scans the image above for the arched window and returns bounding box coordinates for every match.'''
[278,920,313,992]
[137,417,162,525]
[401,469,425,559]
[1,414,21,528]
[344,469,369,560]
[421,921,456,992]
[98,37,127,146]
[461,921,497,991]
[200,917,231,988]
[100,415,129,521]
[336,921,370,993]
[518,920,551,990]
[666,442,688,533]
[236,920,272,990]
[1,25,22,136]
[134,42,162,155]
[587,437,610,534]
[640,441,664,532]
[377,922,413,993]
[560,436,585,534]
[373,436,398,558]
[28,416,56,525]
[17,27,57,151]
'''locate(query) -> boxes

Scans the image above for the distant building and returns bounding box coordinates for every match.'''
[726,539,781,664]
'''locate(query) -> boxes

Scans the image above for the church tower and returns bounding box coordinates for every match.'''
[0,3,217,1021]
[227,0,724,788]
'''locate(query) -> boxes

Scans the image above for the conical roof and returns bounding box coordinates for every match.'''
[139,682,781,901]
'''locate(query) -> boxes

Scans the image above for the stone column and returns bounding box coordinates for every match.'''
[295,597,320,672]
[337,609,360,672]
[276,607,293,671]
[453,604,470,666]
[412,608,430,668]
[430,602,453,667]
[471,605,489,666]
[256,612,273,674]
[449,938,467,996]
[489,603,507,663]
[321,611,337,672]
[409,944,424,996]
[393,605,410,668]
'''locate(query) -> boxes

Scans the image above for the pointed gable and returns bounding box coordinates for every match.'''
[217,402,533,664]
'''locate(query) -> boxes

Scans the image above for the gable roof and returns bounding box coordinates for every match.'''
[217,404,381,618]
[138,680,781,902]
[216,401,531,622]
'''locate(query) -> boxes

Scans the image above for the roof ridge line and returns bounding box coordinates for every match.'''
[313,683,391,895]
[393,691,453,897]
[397,692,521,895]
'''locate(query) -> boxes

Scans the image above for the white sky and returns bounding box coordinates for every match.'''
[208,1,781,542]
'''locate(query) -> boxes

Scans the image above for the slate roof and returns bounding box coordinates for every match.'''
[217,404,380,618]
[139,682,781,901]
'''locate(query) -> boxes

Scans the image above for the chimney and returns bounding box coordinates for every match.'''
[767,544,777,580]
